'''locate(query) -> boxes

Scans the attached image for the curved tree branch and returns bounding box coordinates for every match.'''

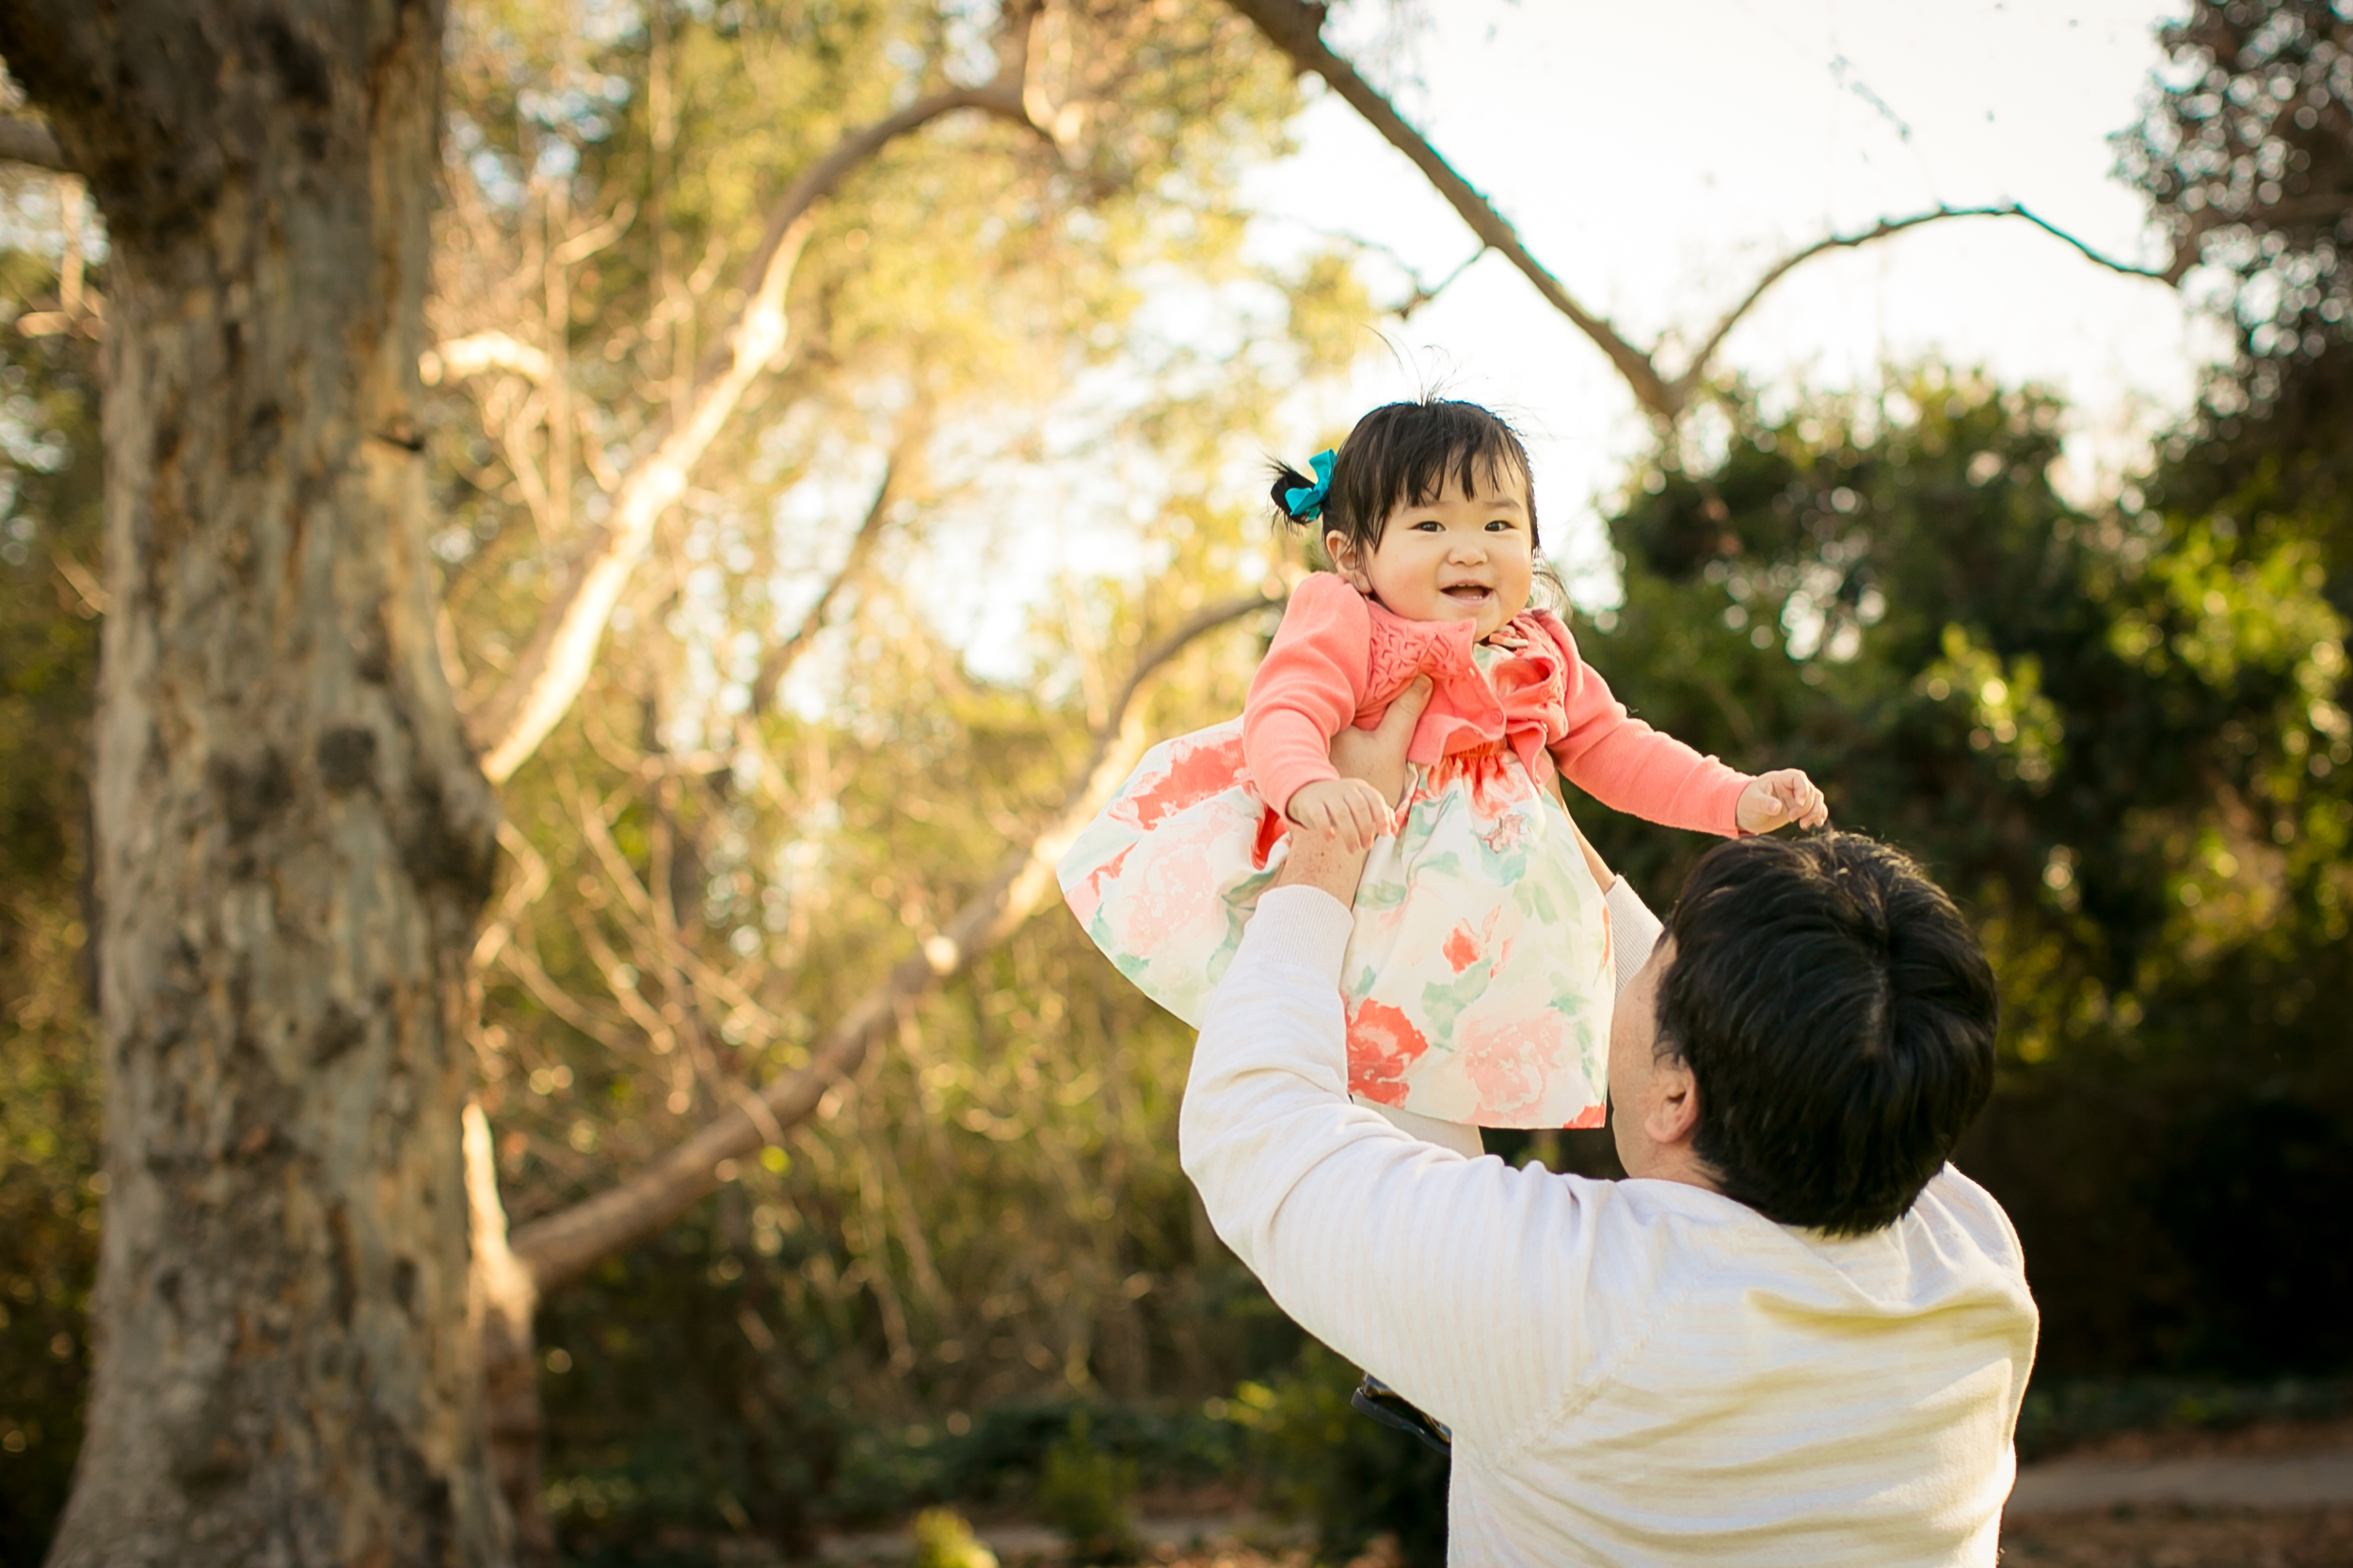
[510,590,1285,1293]
[1669,202,2177,408]
[1225,0,1674,415]
[470,77,1050,785]
[1228,0,2185,426]
[745,412,927,719]
[424,329,552,386]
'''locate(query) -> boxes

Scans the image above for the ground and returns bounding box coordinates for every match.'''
[1137,1510,2353,1568]
[808,1416,2353,1565]
[1996,1505,2353,1567]
[1143,1420,2353,1568]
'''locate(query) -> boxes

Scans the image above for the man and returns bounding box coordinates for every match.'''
[1179,684,2037,1565]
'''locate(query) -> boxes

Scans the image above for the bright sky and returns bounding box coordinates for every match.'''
[1237,0,2211,599]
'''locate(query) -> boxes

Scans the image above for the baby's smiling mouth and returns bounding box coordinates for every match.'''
[1443,584,1493,602]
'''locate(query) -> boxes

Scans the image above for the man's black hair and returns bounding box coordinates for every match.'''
[1655,832,1998,1237]
[1270,396,1539,556]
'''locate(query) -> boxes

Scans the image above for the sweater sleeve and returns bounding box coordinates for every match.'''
[1542,616,1753,837]
[1177,886,1612,1452]
[1241,575,1372,820]
[1603,874,1665,996]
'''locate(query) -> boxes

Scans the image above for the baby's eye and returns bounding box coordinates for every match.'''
[1408,518,1445,532]
[1486,518,1519,532]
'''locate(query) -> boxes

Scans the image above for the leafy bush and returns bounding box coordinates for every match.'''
[824,1396,1242,1522]
[1035,1414,1140,1563]
[911,1507,1000,1568]
[1223,1342,1448,1568]
[2015,1373,2353,1462]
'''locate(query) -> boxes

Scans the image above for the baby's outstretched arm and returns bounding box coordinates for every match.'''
[1735,769,1830,833]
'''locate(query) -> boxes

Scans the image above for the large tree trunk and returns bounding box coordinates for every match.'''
[0,4,510,1564]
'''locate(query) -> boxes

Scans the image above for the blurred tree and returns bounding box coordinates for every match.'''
[408,0,1351,1554]
[0,195,103,1563]
[1227,1341,1447,1566]
[2118,0,2353,612]
[0,2,513,1562]
[1587,368,2351,1375]
[0,0,1367,1553]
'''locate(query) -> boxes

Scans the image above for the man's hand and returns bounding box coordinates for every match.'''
[1275,679,1434,902]
[1736,769,1830,833]
[1331,676,1432,808]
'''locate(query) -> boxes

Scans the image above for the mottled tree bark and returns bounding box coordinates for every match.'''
[0,3,510,1564]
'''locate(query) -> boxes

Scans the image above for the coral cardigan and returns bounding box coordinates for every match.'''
[1242,573,1751,838]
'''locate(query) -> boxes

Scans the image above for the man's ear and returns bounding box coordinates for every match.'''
[1326,530,1369,591]
[1643,1054,1702,1150]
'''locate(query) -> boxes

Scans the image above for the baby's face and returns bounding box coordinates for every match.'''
[1328,469,1535,642]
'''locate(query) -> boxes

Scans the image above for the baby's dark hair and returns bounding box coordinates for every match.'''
[1270,396,1539,560]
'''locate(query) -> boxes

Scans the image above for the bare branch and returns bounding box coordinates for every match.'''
[471,80,1050,785]
[1400,245,1486,320]
[551,198,637,266]
[1227,0,2185,424]
[2002,202,2185,283]
[492,938,634,1060]
[53,550,106,616]
[465,1102,552,1564]
[1669,203,2177,409]
[1225,0,1675,416]
[0,118,69,172]
[509,591,1285,1293]
[426,331,552,387]
[1262,210,1484,320]
[747,423,922,718]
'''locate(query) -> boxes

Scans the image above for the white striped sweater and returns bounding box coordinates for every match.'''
[1178,884,2038,1566]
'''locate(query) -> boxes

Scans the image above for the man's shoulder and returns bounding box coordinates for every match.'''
[1913,1162,2031,1280]
[1586,1167,2032,1309]
[1577,1176,1780,1290]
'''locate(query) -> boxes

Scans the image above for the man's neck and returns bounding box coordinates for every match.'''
[1622,1146,1721,1193]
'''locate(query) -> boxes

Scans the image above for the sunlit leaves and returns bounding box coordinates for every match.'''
[0,227,103,1556]
[1593,368,2352,1076]
[1918,625,2067,790]
[2119,0,2352,377]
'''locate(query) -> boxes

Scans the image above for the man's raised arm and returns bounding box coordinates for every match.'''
[1177,680,1665,1448]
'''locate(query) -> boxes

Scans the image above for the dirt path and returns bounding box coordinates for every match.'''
[2008,1448,2353,1515]
[819,1512,1308,1563]
[815,1421,2353,1564]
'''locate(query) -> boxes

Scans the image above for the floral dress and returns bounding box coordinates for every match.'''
[1056,576,1753,1131]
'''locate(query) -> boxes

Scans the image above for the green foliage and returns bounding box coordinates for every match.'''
[436,7,1361,1549]
[1588,369,2353,1377]
[1223,1343,1448,1568]
[533,1188,1264,1545]
[2120,0,2353,606]
[1596,371,2349,1062]
[0,205,103,1568]
[911,1507,999,1568]
[1035,1413,1139,1563]
[2015,1372,2353,1462]
[536,1199,844,1558]
[828,1396,1242,1521]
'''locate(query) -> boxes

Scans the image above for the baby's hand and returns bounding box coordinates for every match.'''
[1288,777,1395,854]
[1736,769,1829,834]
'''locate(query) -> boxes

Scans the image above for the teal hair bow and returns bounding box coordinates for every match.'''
[1285,449,1336,522]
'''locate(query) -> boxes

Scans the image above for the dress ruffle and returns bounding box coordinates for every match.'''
[1058,718,1613,1130]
